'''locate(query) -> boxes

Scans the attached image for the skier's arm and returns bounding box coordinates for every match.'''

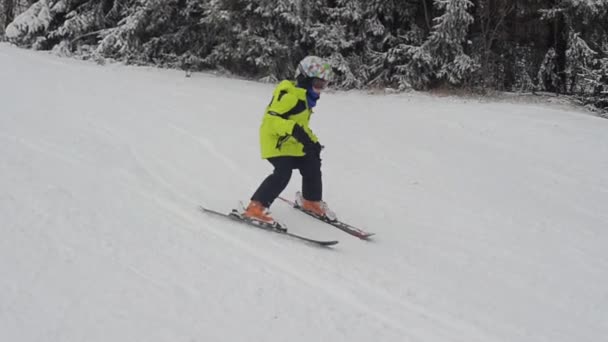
[291,124,314,147]
[302,125,319,143]
[265,115,296,136]
[292,124,322,158]
[266,116,317,146]
[265,92,306,137]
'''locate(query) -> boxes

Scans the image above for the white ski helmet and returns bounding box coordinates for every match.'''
[295,56,333,82]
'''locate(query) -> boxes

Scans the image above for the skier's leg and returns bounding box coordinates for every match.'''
[251,157,296,207]
[297,156,336,220]
[298,156,322,201]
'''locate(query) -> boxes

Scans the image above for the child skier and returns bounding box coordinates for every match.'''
[242,56,337,225]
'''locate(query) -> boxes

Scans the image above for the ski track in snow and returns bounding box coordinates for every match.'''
[1,43,608,342]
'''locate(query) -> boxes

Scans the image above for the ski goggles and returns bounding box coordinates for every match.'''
[312,77,329,90]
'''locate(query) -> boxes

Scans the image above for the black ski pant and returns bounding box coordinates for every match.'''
[251,155,322,208]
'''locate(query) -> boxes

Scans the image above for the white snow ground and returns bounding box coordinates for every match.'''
[1,43,607,342]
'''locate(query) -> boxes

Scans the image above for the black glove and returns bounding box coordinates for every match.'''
[306,142,323,158]
[292,124,323,159]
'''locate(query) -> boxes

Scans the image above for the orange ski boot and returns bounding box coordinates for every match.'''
[242,201,275,224]
[295,192,337,221]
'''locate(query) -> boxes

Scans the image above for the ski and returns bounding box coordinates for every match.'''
[199,206,339,247]
[278,197,375,240]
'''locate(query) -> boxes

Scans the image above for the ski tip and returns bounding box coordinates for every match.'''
[359,233,376,240]
[321,240,340,247]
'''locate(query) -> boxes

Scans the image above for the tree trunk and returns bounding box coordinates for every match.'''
[3,0,14,27]
[421,0,432,32]
[549,0,567,94]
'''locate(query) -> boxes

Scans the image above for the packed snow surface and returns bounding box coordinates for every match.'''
[1,43,607,342]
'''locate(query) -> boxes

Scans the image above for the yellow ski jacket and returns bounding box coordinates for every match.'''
[259,80,319,159]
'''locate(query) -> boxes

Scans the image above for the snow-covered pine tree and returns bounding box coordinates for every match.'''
[592,49,608,112]
[470,0,515,90]
[196,0,237,70]
[46,0,122,54]
[357,0,423,89]
[199,0,305,81]
[1,0,606,108]
[565,30,596,94]
[537,47,561,92]
[4,0,55,45]
[571,36,608,112]
[96,0,187,64]
[136,0,204,67]
[96,1,148,60]
[1,1,6,37]
[539,0,608,106]
[2,0,36,27]
[4,0,114,51]
[417,0,477,87]
[298,0,363,88]
[511,44,537,92]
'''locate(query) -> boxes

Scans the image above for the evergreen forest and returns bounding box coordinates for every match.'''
[2,0,607,111]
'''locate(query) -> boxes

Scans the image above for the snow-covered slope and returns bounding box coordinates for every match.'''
[1,43,607,342]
